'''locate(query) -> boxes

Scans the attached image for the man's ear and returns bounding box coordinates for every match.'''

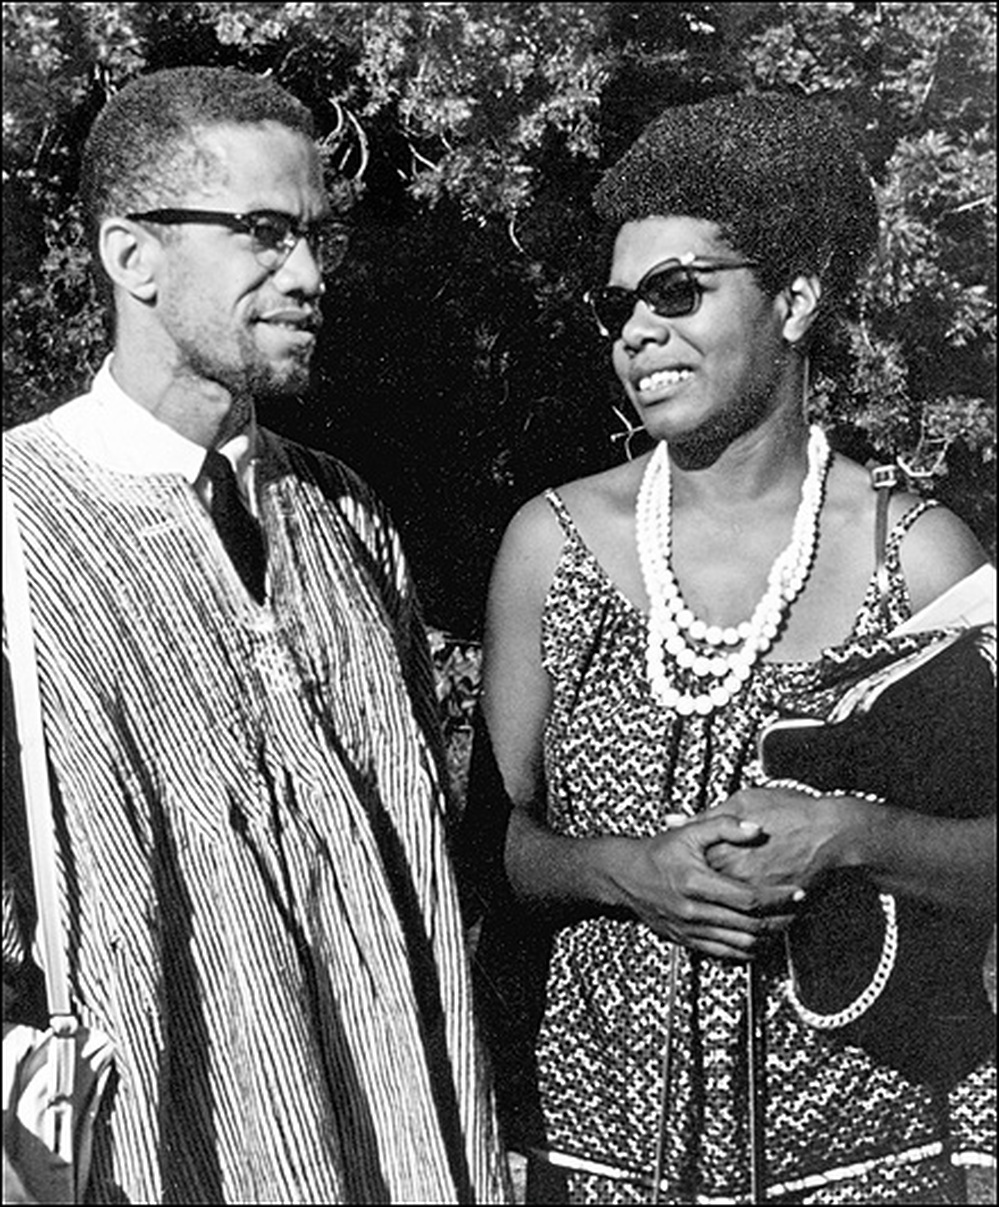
[779,274,822,346]
[97,218,161,303]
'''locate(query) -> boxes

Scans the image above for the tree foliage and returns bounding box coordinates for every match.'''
[3,1,995,632]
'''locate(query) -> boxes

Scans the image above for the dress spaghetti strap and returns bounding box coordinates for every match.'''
[544,488,578,540]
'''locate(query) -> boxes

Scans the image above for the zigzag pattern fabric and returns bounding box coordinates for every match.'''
[531,488,994,1205]
[2,419,506,1204]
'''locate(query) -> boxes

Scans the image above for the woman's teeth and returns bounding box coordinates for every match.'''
[638,368,693,392]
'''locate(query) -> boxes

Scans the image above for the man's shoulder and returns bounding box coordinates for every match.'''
[3,410,57,471]
[3,387,96,459]
[258,429,394,529]
[259,428,366,489]
[3,410,51,448]
[259,430,410,582]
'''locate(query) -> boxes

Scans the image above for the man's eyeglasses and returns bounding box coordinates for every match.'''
[125,208,350,274]
[585,255,759,339]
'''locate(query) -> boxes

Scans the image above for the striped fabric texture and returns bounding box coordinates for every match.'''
[2,416,508,1204]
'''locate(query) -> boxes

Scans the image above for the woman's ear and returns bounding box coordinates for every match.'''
[779,274,822,346]
[97,217,161,303]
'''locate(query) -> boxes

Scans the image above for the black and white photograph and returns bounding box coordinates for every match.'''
[2,4,995,1204]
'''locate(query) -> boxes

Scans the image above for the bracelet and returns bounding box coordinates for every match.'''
[764,777,896,1030]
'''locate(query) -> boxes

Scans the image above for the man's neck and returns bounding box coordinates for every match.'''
[109,350,252,449]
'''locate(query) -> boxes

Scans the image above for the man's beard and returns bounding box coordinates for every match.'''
[186,334,314,405]
[244,347,313,402]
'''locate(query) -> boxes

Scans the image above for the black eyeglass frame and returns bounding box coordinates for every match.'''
[585,255,760,339]
[124,207,350,272]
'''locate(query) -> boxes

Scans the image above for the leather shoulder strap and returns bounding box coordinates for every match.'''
[870,463,899,625]
[2,478,73,1024]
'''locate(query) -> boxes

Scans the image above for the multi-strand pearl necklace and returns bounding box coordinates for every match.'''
[636,426,832,716]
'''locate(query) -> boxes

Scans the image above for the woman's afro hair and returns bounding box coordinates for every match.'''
[593,92,878,308]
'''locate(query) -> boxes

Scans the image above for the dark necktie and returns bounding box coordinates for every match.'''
[200,449,266,602]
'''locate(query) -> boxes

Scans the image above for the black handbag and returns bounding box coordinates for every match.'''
[760,624,996,1088]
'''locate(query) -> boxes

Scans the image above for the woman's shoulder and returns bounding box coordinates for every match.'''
[890,495,989,611]
[505,458,644,536]
[549,456,647,530]
[494,459,646,601]
[830,451,988,609]
[556,456,648,501]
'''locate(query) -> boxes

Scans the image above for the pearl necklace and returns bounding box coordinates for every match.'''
[636,426,831,716]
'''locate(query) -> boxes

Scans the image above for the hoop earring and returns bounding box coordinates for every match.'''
[610,405,644,461]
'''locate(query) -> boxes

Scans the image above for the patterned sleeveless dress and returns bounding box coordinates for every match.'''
[534,487,995,1204]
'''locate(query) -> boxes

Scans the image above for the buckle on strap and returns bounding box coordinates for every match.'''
[870,463,899,492]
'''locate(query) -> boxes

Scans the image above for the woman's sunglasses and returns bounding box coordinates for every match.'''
[585,255,759,339]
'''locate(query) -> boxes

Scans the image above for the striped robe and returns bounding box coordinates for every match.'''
[2,416,508,1204]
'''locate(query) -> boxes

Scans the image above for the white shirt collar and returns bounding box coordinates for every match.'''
[50,355,257,500]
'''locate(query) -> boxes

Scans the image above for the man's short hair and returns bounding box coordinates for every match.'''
[80,66,314,268]
[593,92,878,318]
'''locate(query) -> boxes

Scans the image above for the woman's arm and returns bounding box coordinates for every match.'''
[707,789,995,913]
[481,495,801,961]
[708,503,995,912]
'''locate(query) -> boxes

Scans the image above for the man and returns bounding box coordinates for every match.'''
[2,66,507,1204]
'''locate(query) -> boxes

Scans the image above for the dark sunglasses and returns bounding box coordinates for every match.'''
[125,208,350,273]
[585,255,759,339]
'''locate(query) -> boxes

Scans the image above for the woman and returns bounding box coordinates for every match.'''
[476,94,995,1204]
